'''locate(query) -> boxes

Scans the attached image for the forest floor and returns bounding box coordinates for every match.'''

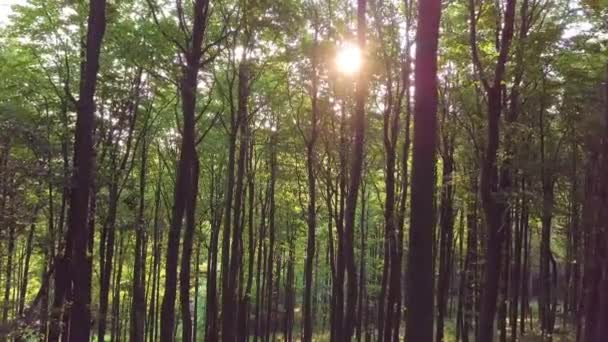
[299,320,577,342]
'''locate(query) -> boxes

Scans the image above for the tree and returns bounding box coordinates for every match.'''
[63,0,107,340]
[468,0,517,339]
[405,0,442,341]
[302,11,320,342]
[340,0,368,338]
[155,0,210,340]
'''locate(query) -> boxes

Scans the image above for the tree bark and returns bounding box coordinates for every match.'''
[341,1,369,338]
[303,22,319,342]
[180,159,200,342]
[405,0,442,340]
[436,141,455,342]
[130,126,147,342]
[65,0,107,339]
[469,0,517,338]
[224,61,250,341]
[159,1,208,340]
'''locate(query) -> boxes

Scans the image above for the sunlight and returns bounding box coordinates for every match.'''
[335,42,362,75]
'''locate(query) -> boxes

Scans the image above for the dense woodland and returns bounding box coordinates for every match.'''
[0,0,607,340]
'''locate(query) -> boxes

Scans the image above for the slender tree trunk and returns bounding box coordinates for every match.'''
[159,1,208,340]
[331,107,347,341]
[111,233,126,342]
[224,61,250,341]
[539,89,556,339]
[180,159,200,342]
[147,170,162,342]
[2,225,15,324]
[397,6,413,333]
[18,223,36,316]
[284,238,295,342]
[341,1,369,338]
[303,22,319,342]
[205,160,223,341]
[510,179,524,342]
[240,132,256,341]
[565,133,579,327]
[357,185,367,342]
[130,128,147,342]
[265,136,277,342]
[469,0,517,336]
[254,192,267,341]
[436,144,455,342]
[520,194,530,336]
[498,210,511,342]
[253,184,268,342]
[193,238,201,342]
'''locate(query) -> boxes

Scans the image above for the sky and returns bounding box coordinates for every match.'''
[0,0,25,26]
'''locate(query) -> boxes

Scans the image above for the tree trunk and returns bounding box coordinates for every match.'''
[180,159,200,342]
[436,143,455,342]
[405,0,441,340]
[224,61,250,341]
[240,130,256,341]
[303,24,319,342]
[539,88,556,338]
[18,223,36,316]
[469,0,517,337]
[159,1,208,340]
[130,129,147,342]
[205,160,223,341]
[65,0,107,338]
[265,135,277,342]
[341,1,369,338]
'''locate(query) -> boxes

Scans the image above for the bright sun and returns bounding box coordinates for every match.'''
[335,42,362,75]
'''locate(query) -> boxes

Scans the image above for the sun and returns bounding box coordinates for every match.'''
[335,42,362,75]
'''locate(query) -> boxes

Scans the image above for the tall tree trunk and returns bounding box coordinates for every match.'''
[205,160,223,341]
[520,194,530,336]
[284,236,295,342]
[539,87,556,338]
[253,183,268,342]
[130,128,147,342]
[565,131,580,327]
[2,225,14,325]
[436,142,455,342]
[240,131,256,341]
[180,159,200,342]
[341,1,369,338]
[331,105,347,341]
[65,0,107,338]
[159,1,208,340]
[264,135,277,342]
[577,66,608,342]
[193,237,202,342]
[18,222,36,316]
[147,168,163,342]
[111,233,126,342]
[510,179,524,342]
[303,22,319,342]
[497,210,511,342]
[357,186,367,342]
[405,0,441,340]
[224,61,250,341]
[397,4,413,333]
[469,0,517,338]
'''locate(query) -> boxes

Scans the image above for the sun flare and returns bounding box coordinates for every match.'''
[335,42,362,75]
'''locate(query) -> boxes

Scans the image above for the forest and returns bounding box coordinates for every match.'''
[0,0,607,340]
